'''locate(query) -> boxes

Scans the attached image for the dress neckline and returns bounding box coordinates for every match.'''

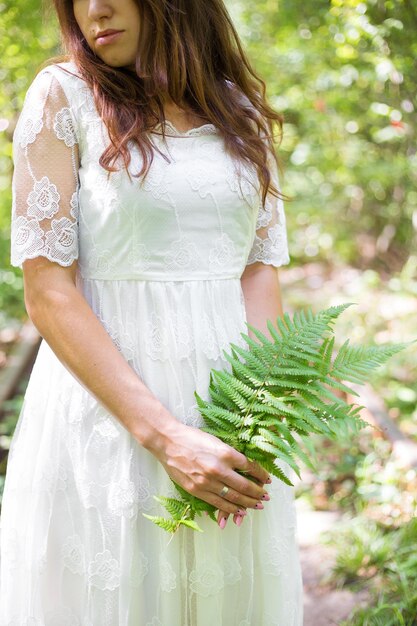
[55,62,219,138]
[150,119,219,138]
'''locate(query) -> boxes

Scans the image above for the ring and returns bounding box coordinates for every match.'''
[220,485,229,497]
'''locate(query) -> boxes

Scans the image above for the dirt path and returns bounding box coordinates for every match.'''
[296,500,371,625]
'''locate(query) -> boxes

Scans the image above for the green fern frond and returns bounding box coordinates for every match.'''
[227,343,270,377]
[270,463,295,486]
[210,371,249,411]
[331,341,409,383]
[250,402,288,417]
[257,427,293,452]
[244,323,273,346]
[153,496,189,520]
[216,373,256,402]
[194,391,208,411]
[237,429,252,442]
[269,365,323,378]
[144,303,413,534]
[254,431,301,478]
[178,519,203,532]
[318,336,335,375]
[322,375,360,397]
[222,353,265,387]
[289,403,332,435]
[142,515,181,533]
[172,483,216,515]
[200,405,242,428]
[260,378,316,393]
[206,386,239,412]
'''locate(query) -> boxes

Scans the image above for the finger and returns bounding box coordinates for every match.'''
[241,459,271,485]
[233,511,245,527]
[217,509,230,529]
[199,491,248,516]
[212,482,263,510]
[228,450,271,485]
[218,472,269,503]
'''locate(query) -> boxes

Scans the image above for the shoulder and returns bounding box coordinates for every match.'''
[41,61,84,85]
[14,62,83,150]
[23,61,85,108]
[35,61,86,97]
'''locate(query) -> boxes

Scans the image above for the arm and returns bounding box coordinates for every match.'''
[240,261,284,340]
[12,68,269,524]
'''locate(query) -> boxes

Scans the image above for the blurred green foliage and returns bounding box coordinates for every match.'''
[1,0,416,321]
[0,1,59,321]
[228,0,417,270]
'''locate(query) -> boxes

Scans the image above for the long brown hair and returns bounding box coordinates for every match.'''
[46,0,289,207]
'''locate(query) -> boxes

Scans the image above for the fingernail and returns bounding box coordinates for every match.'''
[237,509,247,516]
[254,502,264,510]
[261,493,270,501]
[219,516,228,529]
[235,515,243,527]
[266,476,272,484]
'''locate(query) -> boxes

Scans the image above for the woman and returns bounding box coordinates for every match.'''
[0,0,304,624]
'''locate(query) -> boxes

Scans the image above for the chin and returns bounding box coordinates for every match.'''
[92,49,129,68]
[98,57,127,68]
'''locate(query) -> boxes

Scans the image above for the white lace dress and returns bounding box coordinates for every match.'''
[0,61,303,626]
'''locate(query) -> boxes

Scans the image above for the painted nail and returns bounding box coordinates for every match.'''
[254,502,264,510]
[219,516,228,529]
[261,493,270,501]
[266,476,272,484]
[237,509,247,516]
[235,515,243,527]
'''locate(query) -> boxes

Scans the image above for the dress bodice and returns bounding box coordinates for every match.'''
[10,61,290,279]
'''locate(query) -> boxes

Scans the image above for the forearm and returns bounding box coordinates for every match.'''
[240,264,284,340]
[26,281,178,454]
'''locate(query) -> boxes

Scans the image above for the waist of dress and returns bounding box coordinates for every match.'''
[79,272,243,282]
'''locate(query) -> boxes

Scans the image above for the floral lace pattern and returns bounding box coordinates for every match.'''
[108,478,140,519]
[246,161,290,267]
[130,551,149,588]
[10,69,80,269]
[159,554,177,593]
[27,176,60,219]
[88,549,121,591]
[54,107,78,147]
[163,237,202,272]
[209,233,237,270]
[189,559,225,597]
[62,534,86,576]
[151,119,219,138]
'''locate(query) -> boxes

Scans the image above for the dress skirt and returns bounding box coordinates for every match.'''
[0,276,304,625]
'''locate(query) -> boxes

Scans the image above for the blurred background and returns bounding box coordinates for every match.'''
[0,1,416,623]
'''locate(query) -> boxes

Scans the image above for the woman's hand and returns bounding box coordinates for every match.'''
[151,422,271,527]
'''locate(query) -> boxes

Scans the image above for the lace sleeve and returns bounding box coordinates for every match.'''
[246,145,290,268]
[10,68,80,270]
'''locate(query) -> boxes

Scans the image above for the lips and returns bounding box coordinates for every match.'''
[95,29,124,40]
[96,28,124,45]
